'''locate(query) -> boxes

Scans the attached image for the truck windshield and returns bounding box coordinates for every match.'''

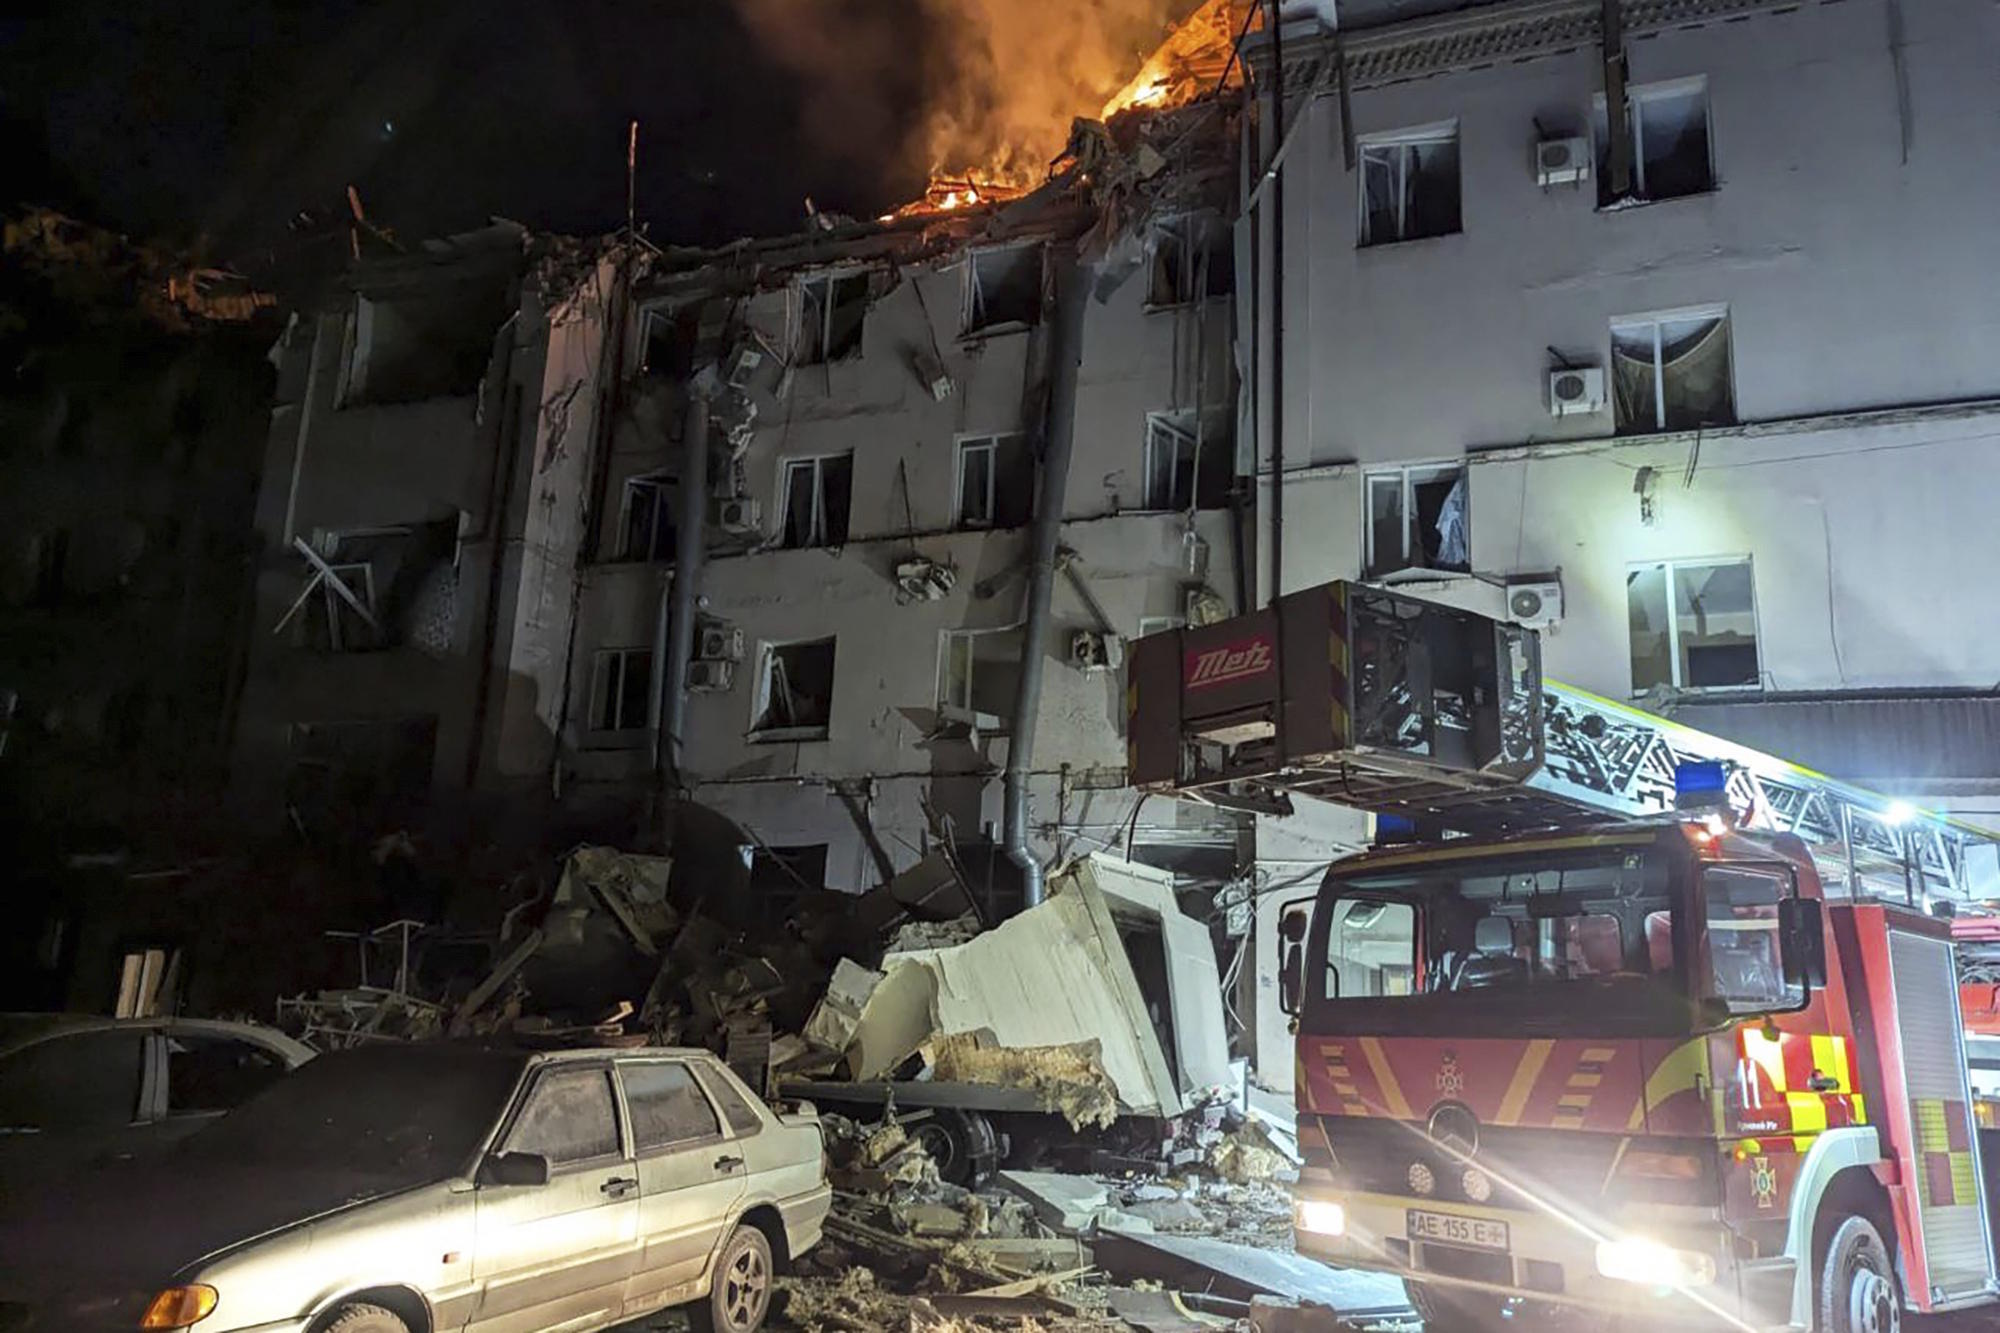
[1303,843,1686,1035]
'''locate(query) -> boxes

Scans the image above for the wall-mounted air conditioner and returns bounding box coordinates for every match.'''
[725,346,763,388]
[696,622,743,662]
[712,497,762,534]
[1548,366,1606,417]
[1505,575,1564,629]
[1536,136,1590,186]
[686,659,735,692]
[1069,629,1125,673]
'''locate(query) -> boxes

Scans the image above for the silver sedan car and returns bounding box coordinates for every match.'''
[0,1043,829,1333]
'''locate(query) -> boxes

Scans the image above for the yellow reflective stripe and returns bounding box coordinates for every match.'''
[1787,1093,1828,1134]
[1495,1040,1554,1127]
[1810,1035,1850,1092]
[1581,1048,1618,1064]
[1357,1037,1415,1120]
[1558,1093,1593,1110]
[1569,1072,1603,1088]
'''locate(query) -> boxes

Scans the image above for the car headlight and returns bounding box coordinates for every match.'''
[1295,1198,1346,1237]
[1595,1236,1716,1288]
[140,1284,218,1329]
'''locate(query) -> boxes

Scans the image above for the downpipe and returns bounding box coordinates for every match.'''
[1003,256,1088,909]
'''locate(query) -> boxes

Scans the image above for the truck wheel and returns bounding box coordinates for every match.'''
[317,1304,409,1333]
[693,1224,773,1333]
[1407,1280,1511,1332]
[910,1109,998,1187]
[1817,1214,1899,1333]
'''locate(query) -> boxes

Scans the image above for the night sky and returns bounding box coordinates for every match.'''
[5,0,940,263]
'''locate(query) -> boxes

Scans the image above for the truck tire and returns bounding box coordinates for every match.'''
[316,1304,409,1333]
[1816,1214,1900,1333]
[910,1108,998,1186]
[693,1223,774,1333]
[1407,1280,1512,1333]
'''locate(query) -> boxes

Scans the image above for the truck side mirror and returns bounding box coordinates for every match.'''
[1280,940,1305,1016]
[1778,897,1827,990]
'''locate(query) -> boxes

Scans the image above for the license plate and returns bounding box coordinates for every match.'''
[1407,1209,1510,1253]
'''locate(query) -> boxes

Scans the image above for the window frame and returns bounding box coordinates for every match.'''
[1594,75,1715,206]
[1137,615,1185,638]
[749,636,837,743]
[1696,861,1806,1016]
[1145,211,1229,308]
[1360,461,1469,578]
[1609,304,1734,435]
[936,624,1023,728]
[1626,555,1762,694]
[614,1058,727,1157]
[962,242,1045,337]
[1355,121,1462,248]
[775,452,853,550]
[953,432,1029,529]
[617,473,674,562]
[1140,409,1232,512]
[493,1062,629,1172]
[793,269,869,367]
[589,646,654,734]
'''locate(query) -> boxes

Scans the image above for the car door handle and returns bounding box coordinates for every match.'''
[601,1176,638,1198]
[714,1155,744,1173]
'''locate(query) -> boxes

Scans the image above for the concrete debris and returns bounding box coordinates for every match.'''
[1205,1117,1294,1185]
[802,958,883,1053]
[886,911,982,953]
[924,1032,1120,1131]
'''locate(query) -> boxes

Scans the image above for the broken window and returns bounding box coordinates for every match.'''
[938,626,1023,728]
[752,637,836,739]
[640,306,695,379]
[339,282,510,406]
[1364,463,1469,578]
[1596,78,1713,206]
[283,716,438,834]
[797,273,868,365]
[1628,558,1760,692]
[779,454,853,549]
[954,433,1034,528]
[275,524,457,653]
[964,243,1043,336]
[619,475,676,561]
[1141,410,1234,511]
[1147,212,1233,306]
[590,647,654,732]
[747,844,830,897]
[1358,124,1461,247]
[1611,310,1734,434]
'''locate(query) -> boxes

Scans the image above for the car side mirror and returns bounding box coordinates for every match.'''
[480,1152,551,1187]
[1778,897,1827,990]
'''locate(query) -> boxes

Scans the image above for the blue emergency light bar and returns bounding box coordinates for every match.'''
[1673,760,1731,811]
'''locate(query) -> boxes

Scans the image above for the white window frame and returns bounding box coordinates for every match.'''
[1141,411,1206,512]
[962,242,1043,337]
[952,433,1025,529]
[589,647,652,733]
[937,625,1021,728]
[793,269,867,366]
[750,637,836,742]
[1145,211,1226,308]
[1137,615,1185,638]
[1609,304,1732,434]
[617,473,673,561]
[1594,76,1714,203]
[1627,556,1761,693]
[1355,120,1460,247]
[1361,461,1467,577]
[776,453,851,549]
[636,305,682,377]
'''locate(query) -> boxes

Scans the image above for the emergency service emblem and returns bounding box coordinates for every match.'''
[1436,1050,1464,1099]
[1751,1156,1777,1209]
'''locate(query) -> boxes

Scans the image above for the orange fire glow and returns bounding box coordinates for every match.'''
[881,176,1028,222]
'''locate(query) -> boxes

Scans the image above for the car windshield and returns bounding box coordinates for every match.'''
[179,1044,526,1179]
[1302,843,1685,1035]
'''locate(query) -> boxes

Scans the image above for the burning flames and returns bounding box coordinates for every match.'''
[878,177,1028,223]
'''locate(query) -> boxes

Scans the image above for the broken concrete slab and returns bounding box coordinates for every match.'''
[802,957,882,1053]
[1109,1288,1233,1333]
[1119,1196,1211,1231]
[994,1170,1109,1231]
[1091,1231,1411,1316]
[1247,1296,1348,1333]
[922,1030,1119,1130]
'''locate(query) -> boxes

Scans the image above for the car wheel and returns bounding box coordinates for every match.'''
[1817,1214,1900,1333]
[317,1302,409,1333]
[695,1224,774,1333]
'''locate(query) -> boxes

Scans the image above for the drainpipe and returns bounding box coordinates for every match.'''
[655,393,709,781]
[1265,0,1285,608]
[1003,256,1088,910]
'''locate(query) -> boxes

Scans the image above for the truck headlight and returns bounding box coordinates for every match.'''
[140,1285,218,1329]
[1595,1236,1716,1288]
[1295,1198,1346,1237]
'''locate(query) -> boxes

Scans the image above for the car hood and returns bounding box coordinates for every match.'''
[0,1155,434,1298]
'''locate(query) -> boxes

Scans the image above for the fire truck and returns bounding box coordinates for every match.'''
[1127,582,2000,1332]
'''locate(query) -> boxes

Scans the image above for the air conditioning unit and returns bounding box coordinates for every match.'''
[895,557,957,602]
[1505,576,1564,629]
[1548,366,1606,417]
[696,622,743,662]
[712,497,762,534]
[1069,629,1125,674]
[686,659,736,692]
[724,345,763,388]
[1536,136,1591,186]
